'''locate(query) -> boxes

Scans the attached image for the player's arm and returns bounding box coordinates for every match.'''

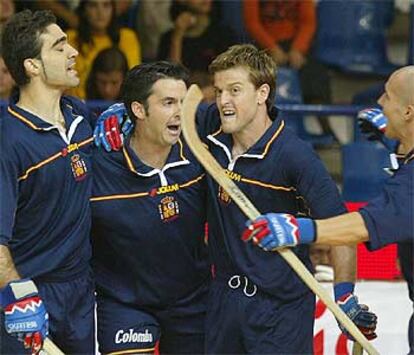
[0,246,20,288]
[0,152,49,354]
[316,212,369,245]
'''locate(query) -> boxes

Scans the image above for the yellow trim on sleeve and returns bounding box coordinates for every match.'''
[262,120,285,157]
[17,137,93,182]
[90,191,149,202]
[107,347,156,355]
[240,176,296,192]
[179,174,205,188]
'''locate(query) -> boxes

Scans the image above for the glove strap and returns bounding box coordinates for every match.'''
[297,218,316,244]
[0,279,38,307]
[334,282,355,301]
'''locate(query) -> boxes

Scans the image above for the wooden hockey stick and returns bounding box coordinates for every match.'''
[43,338,64,355]
[181,84,377,355]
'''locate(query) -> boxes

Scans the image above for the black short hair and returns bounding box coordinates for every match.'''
[1,10,56,86]
[121,61,189,122]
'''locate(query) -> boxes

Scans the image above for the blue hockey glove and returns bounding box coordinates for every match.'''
[357,108,398,151]
[1,279,48,354]
[242,213,316,251]
[334,282,377,341]
[94,103,133,152]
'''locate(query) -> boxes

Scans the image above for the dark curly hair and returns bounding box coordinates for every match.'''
[1,9,56,86]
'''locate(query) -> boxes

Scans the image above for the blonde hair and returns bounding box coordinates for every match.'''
[209,44,277,111]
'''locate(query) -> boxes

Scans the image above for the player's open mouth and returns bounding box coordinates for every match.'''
[167,124,181,135]
[67,63,78,75]
[222,109,236,121]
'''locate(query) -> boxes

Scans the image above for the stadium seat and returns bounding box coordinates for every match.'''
[275,67,333,146]
[315,0,398,76]
[342,141,391,201]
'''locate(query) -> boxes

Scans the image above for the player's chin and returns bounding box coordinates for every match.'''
[221,122,238,134]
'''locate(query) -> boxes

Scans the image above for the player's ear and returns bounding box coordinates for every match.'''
[23,58,41,78]
[405,104,414,122]
[131,101,146,121]
[257,83,270,106]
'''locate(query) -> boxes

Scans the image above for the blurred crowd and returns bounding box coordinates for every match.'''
[0,0,363,105]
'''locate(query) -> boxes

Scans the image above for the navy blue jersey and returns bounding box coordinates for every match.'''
[199,104,346,300]
[0,96,93,281]
[91,138,209,307]
[360,153,414,250]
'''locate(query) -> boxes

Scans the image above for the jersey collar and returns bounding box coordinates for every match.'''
[8,97,83,133]
[122,137,190,179]
[207,109,285,164]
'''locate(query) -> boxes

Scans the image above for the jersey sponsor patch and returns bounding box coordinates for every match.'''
[149,184,180,197]
[70,153,88,181]
[115,328,153,344]
[158,195,180,222]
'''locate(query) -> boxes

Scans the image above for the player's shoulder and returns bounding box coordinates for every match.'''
[61,95,89,116]
[278,122,315,157]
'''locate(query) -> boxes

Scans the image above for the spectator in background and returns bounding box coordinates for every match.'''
[158,0,236,102]
[35,0,79,30]
[0,0,15,38]
[86,47,128,102]
[244,0,336,140]
[0,48,15,101]
[67,0,141,99]
[136,0,173,62]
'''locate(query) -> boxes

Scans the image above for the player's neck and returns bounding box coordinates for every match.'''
[129,133,172,170]
[398,126,414,155]
[17,85,65,129]
[231,112,272,158]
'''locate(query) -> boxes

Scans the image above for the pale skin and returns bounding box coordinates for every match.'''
[214,65,356,284]
[129,78,187,169]
[314,66,414,247]
[0,23,80,288]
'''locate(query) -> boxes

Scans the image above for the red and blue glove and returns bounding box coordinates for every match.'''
[94,103,133,152]
[334,282,377,340]
[357,108,398,151]
[241,213,316,250]
[1,279,48,354]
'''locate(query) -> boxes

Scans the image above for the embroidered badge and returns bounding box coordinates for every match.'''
[70,154,88,181]
[158,195,180,222]
[218,185,232,205]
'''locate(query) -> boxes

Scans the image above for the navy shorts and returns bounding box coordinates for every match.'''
[97,281,208,354]
[0,271,95,354]
[206,274,315,354]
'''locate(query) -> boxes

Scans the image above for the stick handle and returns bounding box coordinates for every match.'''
[353,342,364,355]
[43,338,64,355]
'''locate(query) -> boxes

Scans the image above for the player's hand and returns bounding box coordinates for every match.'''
[94,103,133,152]
[334,283,377,341]
[241,213,315,251]
[1,279,49,354]
[357,108,397,151]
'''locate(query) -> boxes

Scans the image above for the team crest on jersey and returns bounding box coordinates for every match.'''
[70,154,88,181]
[158,195,180,222]
[218,185,232,205]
